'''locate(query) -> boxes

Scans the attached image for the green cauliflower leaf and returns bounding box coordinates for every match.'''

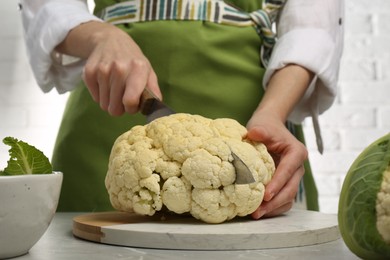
[0,137,52,175]
[338,133,390,260]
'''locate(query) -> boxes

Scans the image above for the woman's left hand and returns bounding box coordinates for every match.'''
[246,110,308,219]
[245,64,313,219]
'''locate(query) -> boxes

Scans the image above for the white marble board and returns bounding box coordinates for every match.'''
[73,209,340,250]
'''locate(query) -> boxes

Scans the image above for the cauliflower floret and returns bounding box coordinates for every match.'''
[224,182,266,216]
[155,157,181,180]
[376,165,390,243]
[182,149,235,189]
[162,176,191,213]
[105,113,275,223]
[211,118,247,139]
[191,188,236,224]
[132,174,162,216]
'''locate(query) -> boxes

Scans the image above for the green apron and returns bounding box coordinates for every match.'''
[52,0,319,212]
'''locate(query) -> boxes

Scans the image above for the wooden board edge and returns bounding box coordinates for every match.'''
[72,220,104,242]
[72,211,135,242]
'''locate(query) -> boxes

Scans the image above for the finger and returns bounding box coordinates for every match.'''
[264,143,307,201]
[82,62,100,103]
[97,62,111,111]
[251,164,304,219]
[263,202,293,218]
[123,59,150,114]
[250,202,294,220]
[146,69,162,100]
[246,125,271,144]
[246,125,284,165]
[263,166,304,216]
[108,62,127,116]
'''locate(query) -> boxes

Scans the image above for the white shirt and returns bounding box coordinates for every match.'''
[19,0,344,134]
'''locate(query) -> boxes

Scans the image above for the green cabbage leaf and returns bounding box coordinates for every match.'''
[0,137,52,175]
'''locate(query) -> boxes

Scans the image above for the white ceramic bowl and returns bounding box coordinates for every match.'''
[0,172,63,259]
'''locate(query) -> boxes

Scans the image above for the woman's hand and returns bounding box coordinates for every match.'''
[246,64,314,219]
[56,21,161,116]
[247,111,307,219]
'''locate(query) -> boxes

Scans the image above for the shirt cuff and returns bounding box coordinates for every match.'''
[263,28,339,124]
[24,1,101,93]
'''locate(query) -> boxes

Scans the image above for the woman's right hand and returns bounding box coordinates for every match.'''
[56,21,161,116]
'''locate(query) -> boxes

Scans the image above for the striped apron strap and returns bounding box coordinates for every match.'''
[97,0,286,67]
[250,0,286,67]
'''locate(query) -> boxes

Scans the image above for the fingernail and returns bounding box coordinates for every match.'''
[253,209,266,220]
[265,192,274,201]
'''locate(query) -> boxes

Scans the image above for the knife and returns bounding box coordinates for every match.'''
[140,88,175,123]
[139,88,255,184]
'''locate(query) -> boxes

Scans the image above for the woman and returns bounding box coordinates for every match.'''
[20,0,344,218]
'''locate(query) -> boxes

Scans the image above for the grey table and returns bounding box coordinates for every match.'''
[14,213,359,260]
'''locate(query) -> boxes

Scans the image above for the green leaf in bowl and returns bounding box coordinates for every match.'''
[0,137,52,175]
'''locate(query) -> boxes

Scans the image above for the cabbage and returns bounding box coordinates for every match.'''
[338,133,390,259]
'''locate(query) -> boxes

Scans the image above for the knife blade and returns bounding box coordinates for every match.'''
[231,152,256,184]
[140,88,175,123]
[139,88,255,184]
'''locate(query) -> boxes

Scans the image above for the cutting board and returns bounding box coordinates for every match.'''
[73,209,340,250]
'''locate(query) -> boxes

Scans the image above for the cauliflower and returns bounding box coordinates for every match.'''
[105,113,275,224]
[338,133,390,259]
[376,165,390,244]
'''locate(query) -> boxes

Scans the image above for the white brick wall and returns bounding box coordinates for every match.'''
[1,0,389,214]
[304,0,390,213]
[0,1,69,170]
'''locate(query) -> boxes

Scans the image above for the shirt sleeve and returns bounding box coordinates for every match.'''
[20,0,101,93]
[264,0,345,124]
